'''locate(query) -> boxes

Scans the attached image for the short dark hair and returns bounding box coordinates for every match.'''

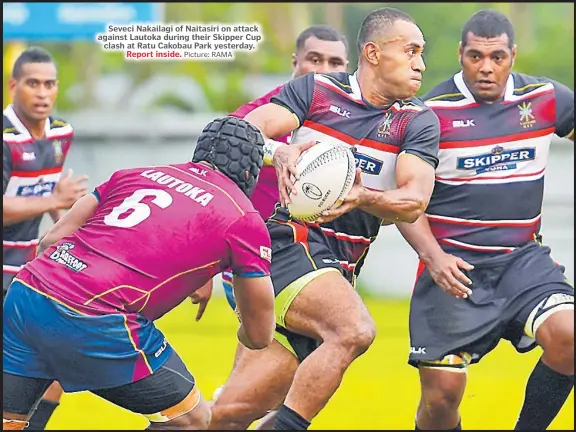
[461,10,515,49]
[12,47,55,79]
[296,25,349,54]
[357,7,416,52]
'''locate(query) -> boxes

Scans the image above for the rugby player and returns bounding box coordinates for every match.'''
[2,117,278,430]
[396,10,574,430]
[209,8,441,430]
[3,47,87,430]
[207,24,349,429]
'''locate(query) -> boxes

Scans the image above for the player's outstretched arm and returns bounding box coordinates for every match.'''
[37,193,99,256]
[232,275,275,350]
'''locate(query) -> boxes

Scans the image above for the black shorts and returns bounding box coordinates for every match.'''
[3,349,195,417]
[267,207,352,361]
[408,242,574,367]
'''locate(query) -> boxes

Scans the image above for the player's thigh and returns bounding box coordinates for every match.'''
[268,216,375,349]
[212,339,298,419]
[507,285,574,353]
[282,269,375,348]
[3,372,54,418]
[92,349,209,427]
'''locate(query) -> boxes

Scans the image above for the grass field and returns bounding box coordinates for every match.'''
[49,297,574,430]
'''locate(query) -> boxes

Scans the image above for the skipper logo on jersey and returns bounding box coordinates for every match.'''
[352,149,384,175]
[17,180,57,197]
[49,242,88,272]
[518,101,537,129]
[457,145,536,174]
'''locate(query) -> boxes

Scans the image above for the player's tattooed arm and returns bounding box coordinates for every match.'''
[37,193,99,256]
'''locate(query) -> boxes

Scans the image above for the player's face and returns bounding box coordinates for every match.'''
[292,36,348,77]
[371,20,426,100]
[9,62,58,122]
[459,32,516,103]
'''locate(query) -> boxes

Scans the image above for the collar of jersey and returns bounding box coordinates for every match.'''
[453,70,515,104]
[3,104,51,138]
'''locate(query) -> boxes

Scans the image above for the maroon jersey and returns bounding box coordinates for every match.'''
[17,162,272,320]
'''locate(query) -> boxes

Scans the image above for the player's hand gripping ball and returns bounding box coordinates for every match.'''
[287,141,356,222]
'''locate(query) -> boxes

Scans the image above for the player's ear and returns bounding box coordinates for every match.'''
[8,77,17,96]
[511,44,517,67]
[457,41,463,65]
[363,42,380,66]
[291,53,298,71]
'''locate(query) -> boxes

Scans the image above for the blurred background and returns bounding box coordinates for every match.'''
[3,2,574,430]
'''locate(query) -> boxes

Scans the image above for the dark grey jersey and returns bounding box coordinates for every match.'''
[423,71,574,259]
[270,71,440,276]
[3,105,74,288]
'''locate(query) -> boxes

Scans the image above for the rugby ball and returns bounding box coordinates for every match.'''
[287,141,356,222]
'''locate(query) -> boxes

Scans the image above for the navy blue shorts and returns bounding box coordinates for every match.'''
[409,242,574,367]
[3,279,173,392]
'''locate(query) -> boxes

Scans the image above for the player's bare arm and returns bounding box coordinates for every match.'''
[397,215,474,299]
[317,153,435,224]
[3,169,88,226]
[232,275,275,350]
[245,104,316,206]
[37,193,99,256]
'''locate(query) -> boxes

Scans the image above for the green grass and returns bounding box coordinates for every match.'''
[49,297,574,430]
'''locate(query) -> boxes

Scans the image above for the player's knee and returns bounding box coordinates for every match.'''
[420,369,465,416]
[538,310,574,375]
[334,317,376,358]
[210,399,262,429]
[422,385,463,416]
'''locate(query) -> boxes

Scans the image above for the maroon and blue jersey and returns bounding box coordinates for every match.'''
[17,162,272,321]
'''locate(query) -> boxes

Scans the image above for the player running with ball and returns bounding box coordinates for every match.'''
[210,7,441,430]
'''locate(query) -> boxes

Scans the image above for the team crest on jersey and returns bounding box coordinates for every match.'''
[518,102,536,129]
[377,112,393,138]
[49,242,88,272]
[457,145,536,174]
[53,140,64,164]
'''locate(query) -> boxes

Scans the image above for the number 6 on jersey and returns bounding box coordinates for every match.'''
[104,188,173,228]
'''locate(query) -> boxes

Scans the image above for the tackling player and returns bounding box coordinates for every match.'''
[207,24,349,429]
[397,10,574,431]
[210,8,440,430]
[2,117,276,431]
[3,47,87,430]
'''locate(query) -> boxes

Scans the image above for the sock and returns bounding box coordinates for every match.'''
[24,399,59,431]
[273,404,311,430]
[514,359,574,430]
[415,419,461,430]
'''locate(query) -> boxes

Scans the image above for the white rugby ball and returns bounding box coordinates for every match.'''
[287,141,356,222]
